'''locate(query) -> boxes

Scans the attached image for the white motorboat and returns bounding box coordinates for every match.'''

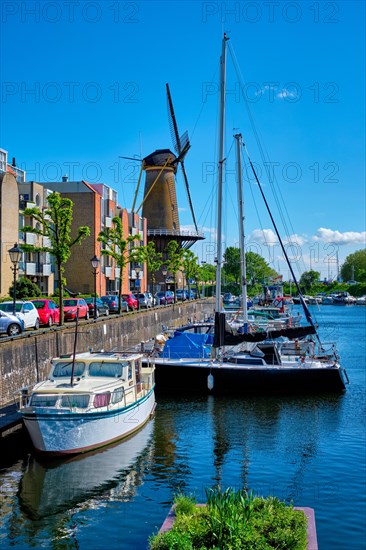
[17,351,155,455]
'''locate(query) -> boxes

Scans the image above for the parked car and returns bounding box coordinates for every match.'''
[63,298,89,321]
[134,292,153,308]
[176,289,188,301]
[155,291,174,305]
[122,293,138,310]
[0,310,24,336]
[31,299,60,327]
[101,295,129,313]
[0,301,40,330]
[146,292,156,306]
[85,297,110,317]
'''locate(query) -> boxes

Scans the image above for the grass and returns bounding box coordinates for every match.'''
[149,487,308,549]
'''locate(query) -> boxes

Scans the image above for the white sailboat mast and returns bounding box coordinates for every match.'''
[215,33,229,314]
[234,133,248,332]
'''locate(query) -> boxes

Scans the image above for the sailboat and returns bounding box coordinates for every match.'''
[145,34,348,394]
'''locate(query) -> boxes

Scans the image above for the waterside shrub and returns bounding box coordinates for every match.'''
[149,488,307,550]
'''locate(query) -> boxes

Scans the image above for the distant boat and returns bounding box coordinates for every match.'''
[17,351,155,455]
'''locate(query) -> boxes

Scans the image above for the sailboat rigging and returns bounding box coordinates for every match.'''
[144,33,348,394]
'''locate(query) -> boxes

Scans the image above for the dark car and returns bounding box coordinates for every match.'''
[85,298,110,317]
[155,291,174,305]
[176,289,188,301]
[101,295,129,313]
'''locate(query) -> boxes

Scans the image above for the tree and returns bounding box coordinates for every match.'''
[98,216,140,313]
[182,249,199,299]
[299,270,320,293]
[223,247,241,283]
[245,251,277,284]
[22,192,90,325]
[340,249,366,283]
[165,240,185,303]
[9,277,42,299]
[134,241,163,294]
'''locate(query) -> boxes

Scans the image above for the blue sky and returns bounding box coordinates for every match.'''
[1,0,365,279]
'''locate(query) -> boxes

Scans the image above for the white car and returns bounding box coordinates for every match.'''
[0,301,40,330]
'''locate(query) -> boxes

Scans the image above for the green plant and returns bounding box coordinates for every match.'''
[9,277,42,299]
[149,488,307,549]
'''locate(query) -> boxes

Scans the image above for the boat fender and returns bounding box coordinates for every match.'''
[207,373,214,391]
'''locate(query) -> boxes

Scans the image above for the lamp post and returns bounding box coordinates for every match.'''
[162,266,167,305]
[135,264,141,310]
[90,255,100,319]
[9,243,22,316]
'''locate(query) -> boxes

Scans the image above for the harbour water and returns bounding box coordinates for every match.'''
[0,305,365,549]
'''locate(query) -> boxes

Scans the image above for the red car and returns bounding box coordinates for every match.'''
[122,293,138,310]
[31,299,60,327]
[63,298,89,321]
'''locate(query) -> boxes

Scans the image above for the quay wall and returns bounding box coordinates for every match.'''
[0,300,214,407]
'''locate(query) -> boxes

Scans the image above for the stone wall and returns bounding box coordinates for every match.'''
[0,300,214,407]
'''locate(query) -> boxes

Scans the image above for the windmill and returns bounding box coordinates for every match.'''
[139,83,203,252]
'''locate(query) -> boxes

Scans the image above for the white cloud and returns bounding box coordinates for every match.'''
[283,234,307,247]
[313,228,366,245]
[248,229,278,246]
[277,88,297,99]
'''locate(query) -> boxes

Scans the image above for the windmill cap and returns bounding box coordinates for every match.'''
[143,149,177,166]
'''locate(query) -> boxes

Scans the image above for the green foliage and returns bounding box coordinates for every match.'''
[22,192,90,325]
[165,241,185,302]
[340,248,366,282]
[245,251,278,283]
[98,216,140,313]
[223,247,241,283]
[299,270,321,293]
[149,488,307,550]
[135,241,163,292]
[9,277,42,299]
[182,250,200,298]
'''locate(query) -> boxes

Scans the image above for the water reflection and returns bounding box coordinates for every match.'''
[3,421,154,548]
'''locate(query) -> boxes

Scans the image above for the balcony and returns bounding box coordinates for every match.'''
[43,236,51,248]
[115,268,120,279]
[104,217,112,228]
[42,264,52,276]
[25,262,36,276]
[25,232,36,245]
[105,266,113,278]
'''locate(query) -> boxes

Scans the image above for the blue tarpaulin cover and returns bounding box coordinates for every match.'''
[161,332,212,359]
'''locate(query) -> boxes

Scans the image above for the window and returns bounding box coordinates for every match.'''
[128,365,133,380]
[31,394,58,407]
[52,362,85,378]
[93,392,111,408]
[61,394,90,409]
[89,361,127,378]
[112,387,125,404]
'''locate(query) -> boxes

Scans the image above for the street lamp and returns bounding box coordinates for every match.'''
[9,243,22,316]
[135,264,141,310]
[162,266,167,306]
[90,255,100,319]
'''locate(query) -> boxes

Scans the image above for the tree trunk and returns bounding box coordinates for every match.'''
[58,262,64,326]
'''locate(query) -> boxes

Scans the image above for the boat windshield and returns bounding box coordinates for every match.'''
[52,362,86,377]
[88,361,128,378]
[31,394,58,407]
[61,394,90,409]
